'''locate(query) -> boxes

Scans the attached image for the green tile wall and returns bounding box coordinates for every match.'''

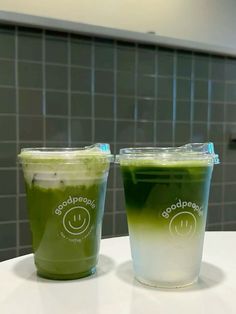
[0,23,235,261]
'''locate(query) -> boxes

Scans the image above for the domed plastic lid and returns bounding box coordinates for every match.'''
[18,143,113,164]
[117,142,219,165]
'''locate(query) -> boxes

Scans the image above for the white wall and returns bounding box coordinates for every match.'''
[1,0,236,51]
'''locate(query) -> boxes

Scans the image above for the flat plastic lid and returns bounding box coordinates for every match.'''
[117,143,220,164]
[18,143,113,163]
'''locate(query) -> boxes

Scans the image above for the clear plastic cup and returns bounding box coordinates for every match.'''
[117,143,219,288]
[18,144,113,280]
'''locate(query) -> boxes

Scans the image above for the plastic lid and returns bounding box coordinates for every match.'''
[116,143,220,165]
[18,143,113,164]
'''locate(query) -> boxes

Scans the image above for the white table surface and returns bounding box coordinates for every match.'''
[0,232,235,314]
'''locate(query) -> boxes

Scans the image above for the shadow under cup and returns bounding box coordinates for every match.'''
[118,143,219,288]
[18,144,112,280]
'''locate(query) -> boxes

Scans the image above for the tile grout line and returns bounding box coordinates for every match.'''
[153,47,158,145]
[190,52,195,141]
[91,37,95,142]
[42,29,46,146]
[222,56,227,231]
[112,41,118,236]
[67,33,71,146]
[15,26,20,256]
[134,43,138,145]
[172,50,177,145]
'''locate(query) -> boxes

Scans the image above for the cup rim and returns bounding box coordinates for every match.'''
[116,142,220,165]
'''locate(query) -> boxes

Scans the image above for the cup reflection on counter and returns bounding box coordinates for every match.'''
[118,143,219,288]
[18,144,112,280]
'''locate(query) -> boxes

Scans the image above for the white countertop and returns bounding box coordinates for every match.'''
[0,232,235,314]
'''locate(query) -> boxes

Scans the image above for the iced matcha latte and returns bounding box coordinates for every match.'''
[18,144,112,280]
[118,143,219,288]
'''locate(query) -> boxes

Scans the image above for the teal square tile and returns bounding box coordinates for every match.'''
[224,164,236,183]
[0,197,16,221]
[157,77,173,99]
[137,75,155,98]
[194,81,209,100]
[19,222,32,246]
[157,99,173,120]
[0,30,15,59]
[137,99,155,121]
[117,121,135,142]
[102,214,113,237]
[19,247,32,256]
[226,83,236,102]
[46,117,68,141]
[0,170,16,195]
[70,40,91,67]
[19,116,43,141]
[226,104,236,123]
[117,71,134,96]
[0,116,16,140]
[0,143,16,167]
[211,81,225,102]
[0,249,16,261]
[94,120,114,142]
[117,45,135,72]
[71,67,91,92]
[177,54,192,78]
[209,123,224,142]
[156,121,173,143]
[18,33,42,61]
[46,65,68,90]
[211,102,224,122]
[71,93,92,117]
[104,190,113,213]
[0,87,16,113]
[211,57,225,80]
[0,60,15,86]
[95,70,114,94]
[176,79,191,100]
[71,118,92,141]
[18,62,42,88]
[19,196,28,220]
[19,89,43,115]
[45,36,68,64]
[19,168,26,194]
[224,184,236,203]
[207,205,222,224]
[115,213,128,235]
[193,101,208,122]
[192,123,208,142]
[95,44,114,69]
[116,97,135,119]
[158,51,174,76]
[137,46,155,74]
[46,91,68,116]
[136,121,154,142]
[225,59,236,81]
[194,54,209,79]
[175,122,191,143]
[115,189,125,212]
[176,100,191,122]
[94,95,114,118]
[0,223,16,249]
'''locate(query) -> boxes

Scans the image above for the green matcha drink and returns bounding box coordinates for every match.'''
[18,144,112,280]
[118,143,219,288]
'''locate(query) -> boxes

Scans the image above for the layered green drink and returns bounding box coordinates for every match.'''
[19,144,112,280]
[118,143,219,288]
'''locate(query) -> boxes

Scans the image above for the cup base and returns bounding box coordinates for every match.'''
[135,275,198,289]
[37,266,96,280]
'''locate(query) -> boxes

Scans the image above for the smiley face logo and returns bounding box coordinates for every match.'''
[63,206,90,236]
[169,211,196,239]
